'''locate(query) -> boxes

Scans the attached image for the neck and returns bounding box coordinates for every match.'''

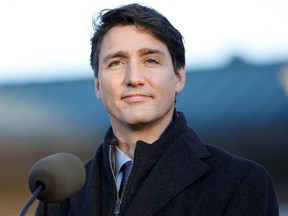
[111,111,174,158]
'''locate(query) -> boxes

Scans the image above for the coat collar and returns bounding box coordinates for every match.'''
[125,114,211,215]
[127,133,210,215]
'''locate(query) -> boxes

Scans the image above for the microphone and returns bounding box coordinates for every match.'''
[19,152,86,215]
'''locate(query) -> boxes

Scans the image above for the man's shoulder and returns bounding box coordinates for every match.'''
[179,126,268,176]
[85,143,105,170]
[205,144,270,181]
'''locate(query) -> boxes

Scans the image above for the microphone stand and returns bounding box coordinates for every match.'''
[19,184,44,216]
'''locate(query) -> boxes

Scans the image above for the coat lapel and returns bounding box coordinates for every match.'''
[127,132,210,215]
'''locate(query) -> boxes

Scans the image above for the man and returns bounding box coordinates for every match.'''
[36,3,279,215]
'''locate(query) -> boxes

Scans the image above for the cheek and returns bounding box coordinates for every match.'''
[99,83,120,106]
[99,85,110,99]
[157,74,177,92]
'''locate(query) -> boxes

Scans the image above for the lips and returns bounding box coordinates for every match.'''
[121,93,152,102]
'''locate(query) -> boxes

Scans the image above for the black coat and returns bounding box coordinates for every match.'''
[36,112,279,215]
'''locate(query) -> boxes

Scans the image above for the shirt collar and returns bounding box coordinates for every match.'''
[114,146,132,177]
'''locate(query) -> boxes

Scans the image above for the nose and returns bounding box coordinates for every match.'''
[125,61,145,87]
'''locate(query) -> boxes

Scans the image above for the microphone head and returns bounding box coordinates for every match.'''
[28,152,86,203]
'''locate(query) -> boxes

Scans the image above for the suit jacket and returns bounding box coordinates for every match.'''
[36,111,279,215]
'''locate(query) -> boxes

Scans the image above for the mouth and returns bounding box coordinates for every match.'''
[121,93,152,102]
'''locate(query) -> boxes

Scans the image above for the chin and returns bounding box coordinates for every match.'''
[126,116,151,126]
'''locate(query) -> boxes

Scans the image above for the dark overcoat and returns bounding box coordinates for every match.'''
[36,112,279,215]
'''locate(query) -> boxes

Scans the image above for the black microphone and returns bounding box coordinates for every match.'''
[19,152,86,216]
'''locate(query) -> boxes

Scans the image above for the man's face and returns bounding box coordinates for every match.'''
[95,25,185,129]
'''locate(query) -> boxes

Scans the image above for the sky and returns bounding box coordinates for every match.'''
[0,0,288,84]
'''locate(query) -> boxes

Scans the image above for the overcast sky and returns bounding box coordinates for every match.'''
[1,0,288,84]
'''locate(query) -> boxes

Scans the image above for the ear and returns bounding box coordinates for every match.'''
[175,67,185,93]
[95,78,102,100]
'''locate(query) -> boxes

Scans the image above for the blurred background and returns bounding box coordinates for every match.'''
[0,0,288,215]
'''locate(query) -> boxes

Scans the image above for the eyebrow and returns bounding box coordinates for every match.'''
[102,48,165,63]
[103,51,128,64]
[138,48,165,56]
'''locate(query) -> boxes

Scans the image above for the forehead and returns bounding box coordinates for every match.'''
[99,25,169,57]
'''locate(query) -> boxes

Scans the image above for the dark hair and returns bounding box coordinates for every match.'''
[90,3,185,78]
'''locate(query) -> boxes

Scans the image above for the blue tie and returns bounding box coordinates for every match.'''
[119,161,132,197]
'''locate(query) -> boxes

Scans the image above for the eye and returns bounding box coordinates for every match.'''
[145,57,159,65]
[108,60,123,69]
